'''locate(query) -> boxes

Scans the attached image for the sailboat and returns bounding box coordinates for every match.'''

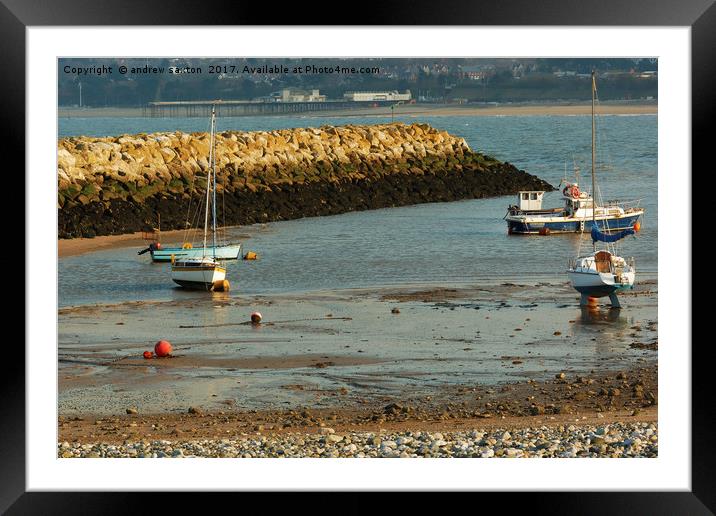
[171,106,230,291]
[139,109,241,263]
[567,71,638,308]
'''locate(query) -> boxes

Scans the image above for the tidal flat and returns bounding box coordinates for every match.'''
[58,279,657,457]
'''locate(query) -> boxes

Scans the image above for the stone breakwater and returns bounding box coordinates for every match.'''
[57,123,553,238]
[58,422,657,458]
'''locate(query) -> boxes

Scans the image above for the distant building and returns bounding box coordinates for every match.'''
[343,90,411,102]
[637,71,658,78]
[460,65,495,80]
[256,89,326,103]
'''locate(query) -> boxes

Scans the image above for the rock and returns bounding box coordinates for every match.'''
[529,405,545,415]
[384,403,403,415]
[554,404,573,414]
[391,307,400,314]
[188,406,203,415]
[57,124,553,239]
[126,407,138,415]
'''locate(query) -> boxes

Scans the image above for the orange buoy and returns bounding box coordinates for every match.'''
[243,251,258,260]
[154,340,172,357]
[633,221,641,232]
[538,227,551,236]
[587,296,599,306]
[251,311,262,324]
[143,351,153,359]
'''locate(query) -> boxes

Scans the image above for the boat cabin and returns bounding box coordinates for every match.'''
[516,191,544,211]
[565,197,594,217]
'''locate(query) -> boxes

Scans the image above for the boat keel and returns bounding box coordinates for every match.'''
[579,292,622,308]
[608,293,621,309]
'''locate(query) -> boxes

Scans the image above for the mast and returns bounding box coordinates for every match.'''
[211,105,217,259]
[203,106,215,256]
[591,70,596,251]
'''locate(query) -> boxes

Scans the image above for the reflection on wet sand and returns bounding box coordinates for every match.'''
[58,279,657,416]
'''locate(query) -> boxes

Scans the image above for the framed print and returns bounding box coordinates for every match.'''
[5,0,708,512]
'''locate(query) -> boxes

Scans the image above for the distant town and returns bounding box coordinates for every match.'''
[58,58,657,109]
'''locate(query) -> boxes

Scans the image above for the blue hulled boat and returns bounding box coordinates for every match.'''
[504,185,643,235]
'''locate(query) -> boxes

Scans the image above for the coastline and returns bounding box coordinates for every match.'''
[58,229,201,258]
[59,365,657,458]
[58,101,657,119]
[59,278,658,457]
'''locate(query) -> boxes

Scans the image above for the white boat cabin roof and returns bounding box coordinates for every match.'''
[516,191,545,210]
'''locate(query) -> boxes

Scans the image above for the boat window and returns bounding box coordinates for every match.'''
[530,193,537,200]
[522,193,529,200]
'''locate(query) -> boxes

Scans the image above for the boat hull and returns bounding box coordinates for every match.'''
[567,270,634,298]
[171,265,226,290]
[507,214,641,235]
[151,243,241,262]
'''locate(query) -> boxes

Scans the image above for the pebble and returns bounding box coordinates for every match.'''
[58,422,657,458]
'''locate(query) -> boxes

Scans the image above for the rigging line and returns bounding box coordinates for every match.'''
[594,87,615,176]
[220,172,227,245]
[183,114,213,244]
[182,171,196,244]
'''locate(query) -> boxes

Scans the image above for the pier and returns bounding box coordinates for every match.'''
[142,100,394,118]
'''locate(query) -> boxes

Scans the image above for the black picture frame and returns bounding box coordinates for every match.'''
[6,0,704,512]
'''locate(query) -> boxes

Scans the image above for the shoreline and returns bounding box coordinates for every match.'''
[59,364,657,457]
[58,101,657,119]
[58,229,200,258]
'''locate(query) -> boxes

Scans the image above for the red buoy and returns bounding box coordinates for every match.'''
[633,221,641,232]
[154,340,173,357]
[251,312,263,324]
[143,351,153,359]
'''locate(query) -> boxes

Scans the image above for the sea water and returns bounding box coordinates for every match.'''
[58,114,657,307]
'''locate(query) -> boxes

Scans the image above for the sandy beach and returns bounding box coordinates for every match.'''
[58,278,658,457]
[58,101,657,120]
[58,230,200,258]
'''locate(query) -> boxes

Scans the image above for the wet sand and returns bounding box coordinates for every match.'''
[60,387,657,446]
[59,279,657,436]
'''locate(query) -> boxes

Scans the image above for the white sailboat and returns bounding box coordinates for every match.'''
[141,109,241,263]
[567,71,637,308]
[171,106,229,291]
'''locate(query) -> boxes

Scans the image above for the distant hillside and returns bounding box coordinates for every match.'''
[58,58,657,108]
